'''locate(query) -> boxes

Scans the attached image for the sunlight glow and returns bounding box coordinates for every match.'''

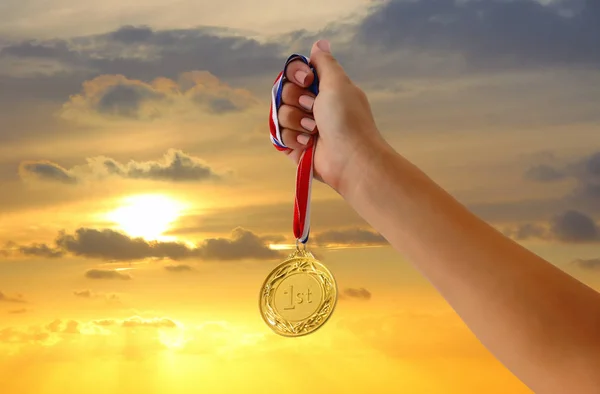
[158,329,189,350]
[104,194,187,241]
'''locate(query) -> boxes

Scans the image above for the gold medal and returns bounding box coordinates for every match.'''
[259,244,337,337]
[263,53,336,336]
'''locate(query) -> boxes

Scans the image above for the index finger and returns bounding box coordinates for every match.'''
[285,59,314,89]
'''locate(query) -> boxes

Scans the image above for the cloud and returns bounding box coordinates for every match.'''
[524,164,568,182]
[197,227,283,261]
[91,149,221,182]
[18,161,78,185]
[84,269,132,280]
[17,243,64,258]
[73,289,120,302]
[108,25,154,44]
[505,209,600,243]
[164,264,193,272]
[59,229,194,261]
[570,258,600,270]
[341,287,372,301]
[0,26,285,80]
[4,1,598,86]
[551,210,600,242]
[46,319,81,334]
[314,228,387,246]
[60,72,259,122]
[11,227,282,262]
[353,0,600,72]
[0,292,26,303]
[506,151,600,241]
[20,149,221,184]
[73,289,94,298]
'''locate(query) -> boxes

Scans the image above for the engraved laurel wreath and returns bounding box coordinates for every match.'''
[260,250,337,336]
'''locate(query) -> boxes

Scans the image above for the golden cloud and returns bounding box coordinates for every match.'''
[19,149,223,185]
[60,71,260,124]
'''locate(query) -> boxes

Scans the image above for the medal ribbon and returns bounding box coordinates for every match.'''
[269,54,320,244]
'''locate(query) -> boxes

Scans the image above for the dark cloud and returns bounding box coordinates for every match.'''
[523,151,600,213]
[550,209,599,242]
[586,152,600,176]
[198,227,283,261]
[99,149,220,182]
[20,149,221,184]
[569,152,600,211]
[570,258,600,270]
[164,264,193,272]
[0,27,285,81]
[355,0,600,70]
[0,291,26,303]
[18,243,64,258]
[108,25,155,44]
[314,228,387,246]
[341,287,372,301]
[0,40,75,59]
[12,226,282,262]
[18,161,78,184]
[84,269,132,280]
[72,289,120,302]
[61,229,193,261]
[505,209,599,243]
[206,97,240,113]
[96,83,165,118]
[73,289,93,298]
[524,164,567,182]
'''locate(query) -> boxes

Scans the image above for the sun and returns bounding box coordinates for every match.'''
[104,194,187,241]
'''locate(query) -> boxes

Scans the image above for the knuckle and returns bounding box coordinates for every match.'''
[278,105,297,127]
[281,129,298,148]
[281,82,298,102]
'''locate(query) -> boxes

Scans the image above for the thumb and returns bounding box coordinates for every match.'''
[309,39,348,86]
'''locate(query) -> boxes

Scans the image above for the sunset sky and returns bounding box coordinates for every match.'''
[1,0,599,392]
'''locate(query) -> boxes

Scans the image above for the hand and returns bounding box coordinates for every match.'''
[276,39,385,194]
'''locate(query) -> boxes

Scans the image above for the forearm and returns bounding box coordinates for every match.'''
[340,139,600,393]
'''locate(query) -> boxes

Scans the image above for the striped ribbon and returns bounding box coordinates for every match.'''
[269,54,320,244]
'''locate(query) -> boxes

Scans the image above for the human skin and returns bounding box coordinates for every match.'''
[275,39,600,394]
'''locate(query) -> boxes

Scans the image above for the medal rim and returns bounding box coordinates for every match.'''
[259,250,337,337]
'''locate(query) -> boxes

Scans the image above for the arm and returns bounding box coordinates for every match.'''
[340,138,600,393]
[275,40,600,392]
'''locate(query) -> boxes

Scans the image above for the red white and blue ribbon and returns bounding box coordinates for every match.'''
[269,54,320,244]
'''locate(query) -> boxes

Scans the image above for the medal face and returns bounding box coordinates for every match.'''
[259,249,337,337]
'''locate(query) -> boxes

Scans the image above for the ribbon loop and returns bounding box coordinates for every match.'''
[268,54,319,244]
